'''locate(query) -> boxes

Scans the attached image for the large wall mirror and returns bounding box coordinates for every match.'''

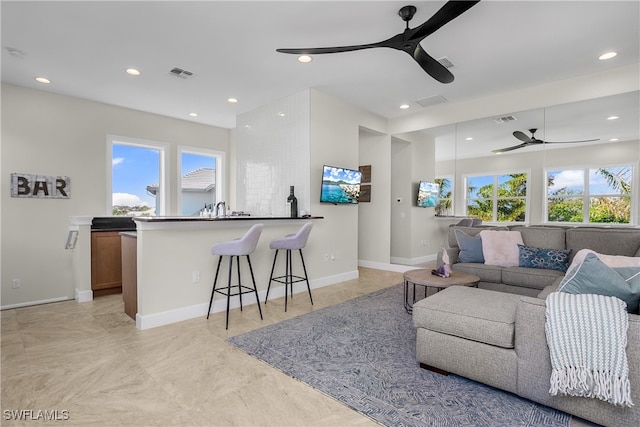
[431,90,639,225]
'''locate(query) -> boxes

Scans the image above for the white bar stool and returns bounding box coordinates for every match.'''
[265,222,313,311]
[206,223,263,329]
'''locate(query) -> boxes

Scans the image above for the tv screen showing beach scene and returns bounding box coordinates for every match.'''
[417,181,439,207]
[320,165,363,204]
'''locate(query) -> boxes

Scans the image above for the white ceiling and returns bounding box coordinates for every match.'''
[1,1,639,132]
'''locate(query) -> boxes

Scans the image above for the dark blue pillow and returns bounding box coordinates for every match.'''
[518,244,570,272]
[455,229,484,263]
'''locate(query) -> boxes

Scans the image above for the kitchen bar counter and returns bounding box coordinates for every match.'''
[132,215,325,329]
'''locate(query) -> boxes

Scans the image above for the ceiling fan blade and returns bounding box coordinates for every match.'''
[413,44,454,83]
[412,1,481,41]
[276,40,388,55]
[543,138,600,144]
[513,130,533,143]
[492,143,530,154]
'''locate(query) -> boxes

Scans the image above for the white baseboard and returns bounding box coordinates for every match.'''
[135,270,359,330]
[390,253,437,266]
[359,259,409,272]
[75,288,93,303]
[1,296,72,310]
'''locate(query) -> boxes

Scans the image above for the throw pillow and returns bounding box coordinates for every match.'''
[558,252,640,313]
[479,230,524,267]
[518,244,571,272]
[454,229,484,263]
[569,248,640,271]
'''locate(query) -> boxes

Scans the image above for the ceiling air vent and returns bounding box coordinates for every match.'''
[169,67,195,79]
[437,56,454,69]
[494,115,517,124]
[415,95,448,108]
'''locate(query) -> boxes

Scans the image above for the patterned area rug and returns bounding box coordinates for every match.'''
[228,284,571,427]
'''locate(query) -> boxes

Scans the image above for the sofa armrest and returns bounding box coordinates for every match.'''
[515,295,640,427]
[436,247,459,266]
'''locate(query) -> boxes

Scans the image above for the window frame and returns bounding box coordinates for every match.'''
[463,169,530,224]
[107,135,170,216]
[177,146,225,216]
[544,162,637,225]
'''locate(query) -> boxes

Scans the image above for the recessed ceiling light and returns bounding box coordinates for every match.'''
[609,138,619,142]
[126,68,141,76]
[277,112,286,117]
[465,137,473,141]
[607,115,619,120]
[598,51,617,60]
[399,104,410,109]
[34,77,50,84]
[188,112,198,117]
[298,55,313,63]
[227,98,238,103]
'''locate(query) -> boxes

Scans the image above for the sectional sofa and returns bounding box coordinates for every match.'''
[418,224,640,426]
[439,224,640,297]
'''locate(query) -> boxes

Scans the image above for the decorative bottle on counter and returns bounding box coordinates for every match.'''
[287,186,298,218]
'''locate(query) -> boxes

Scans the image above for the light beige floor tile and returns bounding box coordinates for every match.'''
[1,267,579,426]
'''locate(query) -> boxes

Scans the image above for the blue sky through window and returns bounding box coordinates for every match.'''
[112,145,216,208]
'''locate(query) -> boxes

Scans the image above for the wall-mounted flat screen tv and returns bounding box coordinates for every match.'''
[320,165,363,204]
[417,181,439,207]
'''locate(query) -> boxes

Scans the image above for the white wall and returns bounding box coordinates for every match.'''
[389,132,438,265]
[309,90,387,275]
[235,90,311,216]
[358,128,391,265]
[1,84,230,307]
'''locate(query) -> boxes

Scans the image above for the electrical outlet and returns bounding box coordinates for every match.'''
[12,279,21,289]
[324,253,329,261]
[192,271,200,283]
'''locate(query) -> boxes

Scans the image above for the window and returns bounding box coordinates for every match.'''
[546,165,633,224]
[465,172,528,223]
[178,147,224,216]
[109,135,168,216]
[435,176,453,216]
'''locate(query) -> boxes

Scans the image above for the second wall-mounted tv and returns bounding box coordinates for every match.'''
[417,181,439,207]
[320,165,362,204]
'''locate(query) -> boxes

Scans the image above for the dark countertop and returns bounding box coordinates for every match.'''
[134,216,323,222]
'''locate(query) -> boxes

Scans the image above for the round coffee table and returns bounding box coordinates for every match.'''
[403,269,480,313]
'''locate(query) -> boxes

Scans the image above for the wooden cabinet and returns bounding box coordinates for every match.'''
[91,231,123,296]
[121,233,137,320]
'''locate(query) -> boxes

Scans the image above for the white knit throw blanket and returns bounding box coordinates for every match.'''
[545,292,633,407]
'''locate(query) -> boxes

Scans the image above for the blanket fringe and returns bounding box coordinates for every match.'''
[550,366,634,408]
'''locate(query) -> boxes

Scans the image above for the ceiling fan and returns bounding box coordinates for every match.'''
[492,129,600,154]
[276,1,481,84]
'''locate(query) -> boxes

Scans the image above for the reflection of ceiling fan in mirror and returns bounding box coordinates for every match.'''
[276,1,481,84]
[492,128,600,154]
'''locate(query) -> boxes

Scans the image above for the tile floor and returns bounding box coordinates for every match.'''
[1,267,593,426]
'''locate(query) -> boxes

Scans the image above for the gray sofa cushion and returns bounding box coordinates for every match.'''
[452,262,502,283]
[510,225,567,250]
[566,227,640,258]
[413,286,522,349]
[502,266,564,290]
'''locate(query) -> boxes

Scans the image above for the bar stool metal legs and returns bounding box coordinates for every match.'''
[265,222,314,311]
[206,224,263,329]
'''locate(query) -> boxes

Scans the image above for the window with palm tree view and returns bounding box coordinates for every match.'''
[465,172,528,223]
[435,177,453,216]
[546,165,633,224]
